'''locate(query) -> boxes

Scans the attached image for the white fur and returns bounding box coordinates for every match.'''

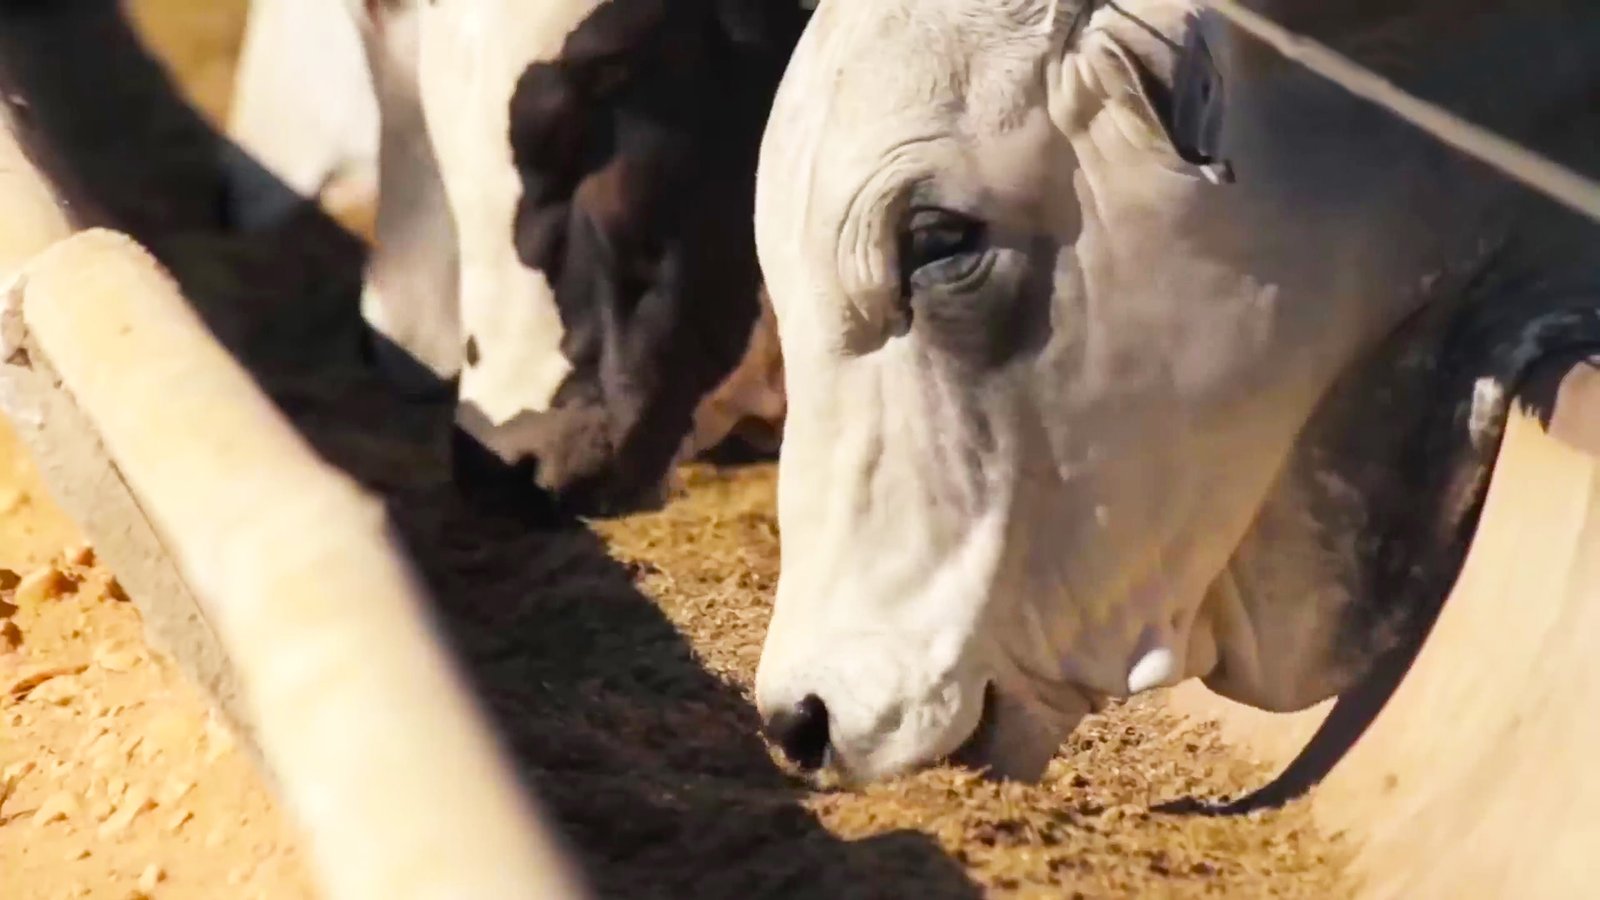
[416,0,590,420]
[1470,376,1505,444]
[224,0,379,229]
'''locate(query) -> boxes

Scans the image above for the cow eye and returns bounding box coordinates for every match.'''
[900,207,989,288]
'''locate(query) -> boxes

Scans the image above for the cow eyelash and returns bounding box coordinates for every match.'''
[901,207,987,273]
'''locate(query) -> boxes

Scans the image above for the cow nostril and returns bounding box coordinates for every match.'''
[763,694,831,772]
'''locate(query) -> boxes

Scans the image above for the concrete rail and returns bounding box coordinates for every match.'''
[1,114,586,899]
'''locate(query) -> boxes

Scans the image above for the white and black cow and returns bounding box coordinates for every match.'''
[752,0,1600,782]
[226,0,804,520]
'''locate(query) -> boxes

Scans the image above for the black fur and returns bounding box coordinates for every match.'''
[451,0,809,519]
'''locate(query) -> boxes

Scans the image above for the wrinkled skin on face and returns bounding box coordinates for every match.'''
[753,0,1600,783]
[434,0,808,520]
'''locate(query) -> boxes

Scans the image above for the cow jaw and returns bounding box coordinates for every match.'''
[752,367,1089,783]
[752,327,1291,782]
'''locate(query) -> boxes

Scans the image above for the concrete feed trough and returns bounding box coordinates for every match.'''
[1161,362,1600,898]
[0,119,586,900]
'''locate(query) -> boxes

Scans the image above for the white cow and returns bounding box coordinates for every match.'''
[753,0,1600,782]
[225,0,805,519]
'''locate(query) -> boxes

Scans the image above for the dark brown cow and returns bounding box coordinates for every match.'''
[227,0,806,523]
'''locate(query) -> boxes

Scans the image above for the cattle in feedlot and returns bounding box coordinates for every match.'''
[226,0,803,522]
[751,0,1600,782]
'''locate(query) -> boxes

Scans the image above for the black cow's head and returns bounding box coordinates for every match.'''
[450,0,810,522]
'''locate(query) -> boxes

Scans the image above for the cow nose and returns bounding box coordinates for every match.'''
[763,694,831,771]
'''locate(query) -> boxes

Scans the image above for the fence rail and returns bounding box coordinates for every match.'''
[1203,0,1600,225]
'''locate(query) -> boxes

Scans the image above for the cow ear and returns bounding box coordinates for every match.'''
[1168,25,1230,182]
[1082,12,1232,184]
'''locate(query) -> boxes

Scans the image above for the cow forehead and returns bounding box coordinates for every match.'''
[764,0,1224,255]
[764,1,1066,216]
[771,0,1199,214]
[810,0,1073,122]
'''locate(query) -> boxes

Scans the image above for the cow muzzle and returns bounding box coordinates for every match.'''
[753,631,1002,784]
[450,399,671,524]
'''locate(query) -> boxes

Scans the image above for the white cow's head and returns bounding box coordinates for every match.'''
[751,0,1579,782]
[419,0,809,520]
